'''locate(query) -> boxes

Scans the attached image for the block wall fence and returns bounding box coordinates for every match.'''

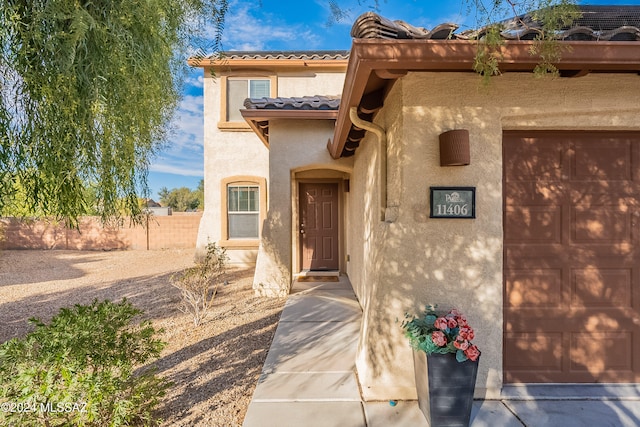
[0,213,202,251]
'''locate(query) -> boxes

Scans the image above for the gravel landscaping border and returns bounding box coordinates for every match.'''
[0,249,285,426]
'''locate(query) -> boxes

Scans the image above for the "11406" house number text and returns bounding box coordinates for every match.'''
[434,203,469,216]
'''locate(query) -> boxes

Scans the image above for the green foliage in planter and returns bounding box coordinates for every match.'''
[402,305,480,363]
[0,299,170,426]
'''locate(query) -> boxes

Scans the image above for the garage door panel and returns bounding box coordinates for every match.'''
[570,332,633,374]
[567,248,635,265]
[568,182,640,202]
[504,139,564,181]
[506,269,562,308]
[506,309,639,380]
[504,332,563,370]
[504,131,640,383]
[572,206,632,243]
[504,182,564,205]
[506,305,638,325]
[505,253,568,271]
[572,140,633,181]
[572,268,632,308]
[508,371,639,383]
[505,206,562,243]
[506,310,607,332]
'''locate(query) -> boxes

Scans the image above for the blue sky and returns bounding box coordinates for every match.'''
[147,0,638,201]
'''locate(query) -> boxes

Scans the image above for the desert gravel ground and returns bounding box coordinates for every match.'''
[0,249,285,426]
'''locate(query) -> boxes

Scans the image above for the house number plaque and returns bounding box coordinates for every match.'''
[430,187,476,219]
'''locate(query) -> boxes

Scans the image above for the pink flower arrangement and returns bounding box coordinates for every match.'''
[402,305,481,362]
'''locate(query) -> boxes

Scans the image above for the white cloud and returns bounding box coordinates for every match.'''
[177,94,204,118]
[149,162,203,177]
[221,2,323,51]
[184,74,204,89]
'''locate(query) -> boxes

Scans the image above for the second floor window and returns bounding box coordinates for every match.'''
[226,78,270,122]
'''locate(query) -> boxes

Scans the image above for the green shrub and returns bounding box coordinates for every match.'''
[0,299,170,426]
[171,242,228,326]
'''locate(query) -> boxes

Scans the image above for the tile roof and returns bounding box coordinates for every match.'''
[241,97,341,148]
[213,50,350,60]
[334,7,640,159]
[244,96,341,111]
[489,5,640,41]
[351,6,640,41]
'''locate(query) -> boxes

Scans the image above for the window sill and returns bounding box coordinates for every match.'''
[217,121,252,131]
[220,239,259,249]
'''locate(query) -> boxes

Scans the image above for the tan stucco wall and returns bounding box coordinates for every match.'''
[253,120,352,296]
[197,68,346,264]
[196,68,269,264]
[278,72,345,98]
[350,72,640,400]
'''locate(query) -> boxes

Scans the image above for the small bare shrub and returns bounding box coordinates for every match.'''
[171,242,228,326]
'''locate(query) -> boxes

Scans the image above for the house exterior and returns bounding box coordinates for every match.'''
[192,6,640,401]
[193,51,349,267]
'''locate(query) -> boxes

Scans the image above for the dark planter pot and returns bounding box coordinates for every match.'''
[413,351,479,427]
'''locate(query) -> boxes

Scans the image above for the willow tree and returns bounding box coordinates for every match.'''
[465,0,579,78]
[0,0,227,225]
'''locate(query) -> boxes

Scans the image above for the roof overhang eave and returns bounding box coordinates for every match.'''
[329,39,640,159]
[241,109,340,148]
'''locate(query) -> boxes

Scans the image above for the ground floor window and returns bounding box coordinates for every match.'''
[220,176,266,245]
[227,185,259,239]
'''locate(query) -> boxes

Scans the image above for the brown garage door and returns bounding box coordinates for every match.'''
[504,131,640,383]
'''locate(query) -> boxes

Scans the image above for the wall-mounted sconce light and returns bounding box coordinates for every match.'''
[439,129,470,166]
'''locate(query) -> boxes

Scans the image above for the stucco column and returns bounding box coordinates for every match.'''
[252,173,292,296]
[253,213,292,297]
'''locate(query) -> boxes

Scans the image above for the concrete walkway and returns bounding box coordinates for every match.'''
[243,276,640,427]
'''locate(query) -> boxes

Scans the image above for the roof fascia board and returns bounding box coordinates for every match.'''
[348,39,640,70]
[241,109,338,121]
[329,44,371,158]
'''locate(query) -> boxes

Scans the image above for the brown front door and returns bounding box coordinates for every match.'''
[300,183,339,271]
[504,131,640,383]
